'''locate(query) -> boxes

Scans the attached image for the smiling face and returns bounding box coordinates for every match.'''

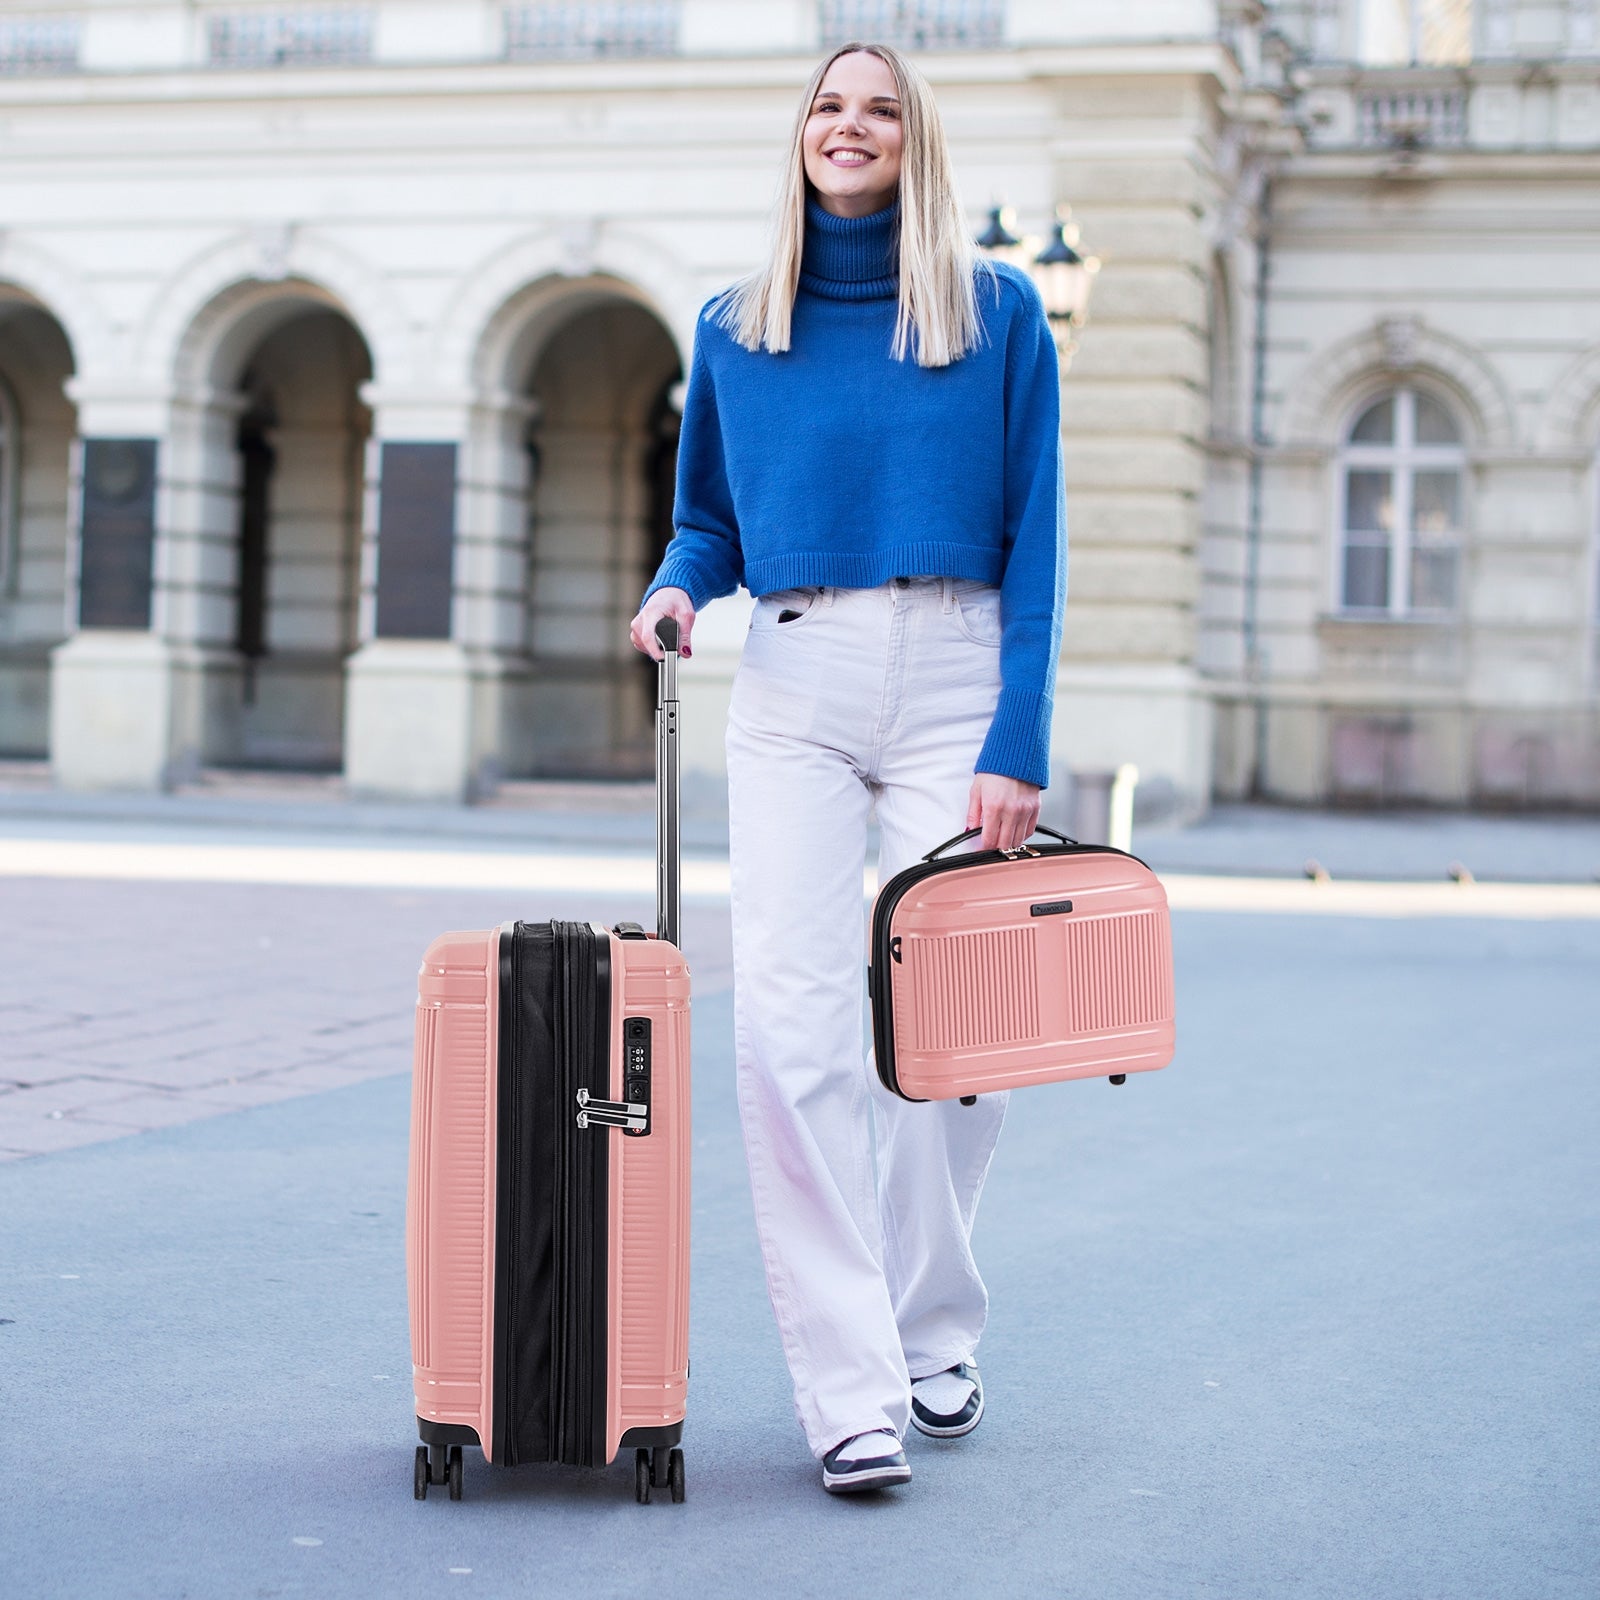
[801,50,904,219]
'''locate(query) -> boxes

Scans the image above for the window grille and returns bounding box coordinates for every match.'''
[0,17,79,75]
[207,8,374,68]
[818,0,1006,51]
[1356,88,1469,147]
[1337,388,1465,617]
[503,2,681,60]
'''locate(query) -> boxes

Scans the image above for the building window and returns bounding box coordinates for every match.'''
[503,2,681,59]
[1358,0,1473,64]
[1337,388,1465,617]
[207,8,374,69]
[819,0,1006,51]
[0,16,79,74]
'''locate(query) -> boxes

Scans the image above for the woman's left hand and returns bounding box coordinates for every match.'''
[967,773,1043,852]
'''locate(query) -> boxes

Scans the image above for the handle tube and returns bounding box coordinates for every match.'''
[654,617,681,947]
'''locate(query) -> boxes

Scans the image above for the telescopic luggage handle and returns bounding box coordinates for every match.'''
[655,617,681,948]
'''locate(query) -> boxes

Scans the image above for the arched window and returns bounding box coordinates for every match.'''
[0,372,18,599]
[1337,387,1465,616]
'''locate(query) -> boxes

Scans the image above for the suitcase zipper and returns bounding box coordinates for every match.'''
[549,923,611,1468]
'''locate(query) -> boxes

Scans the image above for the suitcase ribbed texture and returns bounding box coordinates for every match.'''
[410,938,496,1436]
[904,926,1041,1052]
[1061,910,1173,1034]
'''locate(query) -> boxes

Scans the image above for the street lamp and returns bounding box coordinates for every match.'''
[977,202,1100,358]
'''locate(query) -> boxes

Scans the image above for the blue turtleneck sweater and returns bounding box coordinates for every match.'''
[645,199,1067,787]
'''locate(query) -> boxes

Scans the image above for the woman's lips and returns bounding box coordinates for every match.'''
[826,149,873,166]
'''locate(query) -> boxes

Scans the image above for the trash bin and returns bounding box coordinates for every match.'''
[1068,765,1139,851]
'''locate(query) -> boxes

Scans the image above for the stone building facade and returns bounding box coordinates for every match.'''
[0,0,1596,812]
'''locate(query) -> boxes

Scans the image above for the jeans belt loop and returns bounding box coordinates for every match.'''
[942,577,955,613]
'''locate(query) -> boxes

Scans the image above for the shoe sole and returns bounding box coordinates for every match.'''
[909,1388,985,1439]
[822,1463,912,1494]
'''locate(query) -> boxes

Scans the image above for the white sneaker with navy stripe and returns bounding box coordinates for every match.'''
[821,1431,911,1494]
[910,1363,984,1438]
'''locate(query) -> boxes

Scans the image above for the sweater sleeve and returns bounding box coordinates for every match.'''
[975,275,1068,790]
[642,328,746,610]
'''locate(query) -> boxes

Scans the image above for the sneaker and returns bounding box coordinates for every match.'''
[821,1431,911,1494]
[910,1362,984,1438]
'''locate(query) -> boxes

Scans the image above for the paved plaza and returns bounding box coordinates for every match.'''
[2,788,1598,1597]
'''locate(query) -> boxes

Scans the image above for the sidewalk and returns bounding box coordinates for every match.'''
[4,760,1599,881]
[4,775,1599,1162]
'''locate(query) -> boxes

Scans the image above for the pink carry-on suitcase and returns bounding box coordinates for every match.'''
[406,621,690,1506]
[869,825,1174,1102]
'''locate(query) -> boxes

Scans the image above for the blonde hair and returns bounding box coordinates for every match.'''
[713,42,993,368]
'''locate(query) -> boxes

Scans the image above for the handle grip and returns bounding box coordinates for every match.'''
[921,824,1078,863]
[655,616,680,655]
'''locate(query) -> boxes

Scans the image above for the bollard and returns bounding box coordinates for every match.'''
[1068,770,1114,844]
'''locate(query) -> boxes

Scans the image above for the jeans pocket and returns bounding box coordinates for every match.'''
[752,587,824,631]
[951,587,1002,647]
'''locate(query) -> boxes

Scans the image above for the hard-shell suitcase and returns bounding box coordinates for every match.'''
[406,622,690,1506]
[869,826,1174,1102]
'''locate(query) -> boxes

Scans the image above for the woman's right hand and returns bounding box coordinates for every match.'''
[630,587,696,661]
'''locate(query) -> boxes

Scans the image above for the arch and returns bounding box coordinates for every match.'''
[435,222,703,398]
[0,237,102,374]
[1278,316,1516,452]
[1537,344,1600,454]
[134,228,410,389]
[171,274,371,395]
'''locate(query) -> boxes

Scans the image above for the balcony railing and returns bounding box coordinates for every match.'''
[1356,87,1469,147]
[819,0,1006,50]
[0,16,80,75]
[504,2,682,60]
[207,8,375,68]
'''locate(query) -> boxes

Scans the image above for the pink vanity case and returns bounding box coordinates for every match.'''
[870,827,1175,1102]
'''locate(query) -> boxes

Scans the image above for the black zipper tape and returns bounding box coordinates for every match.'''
[491,921,611,1467]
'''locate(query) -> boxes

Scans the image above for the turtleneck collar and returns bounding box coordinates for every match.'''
[799,195,900,301]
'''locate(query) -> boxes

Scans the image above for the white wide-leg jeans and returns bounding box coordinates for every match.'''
[725,576,1012,1459]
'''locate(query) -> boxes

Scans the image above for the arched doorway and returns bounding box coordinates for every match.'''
[176,285,372,771]
[519,295,682,778]
[0,292,76,758]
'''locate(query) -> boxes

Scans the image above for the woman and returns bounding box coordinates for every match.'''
[630,41,1065,1495]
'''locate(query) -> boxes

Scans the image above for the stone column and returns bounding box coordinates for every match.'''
[49,379,231,791]
[1030,74,1222,824]
[344,388,525,802]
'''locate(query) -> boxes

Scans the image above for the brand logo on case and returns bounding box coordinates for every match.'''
[1030,899,1074,916]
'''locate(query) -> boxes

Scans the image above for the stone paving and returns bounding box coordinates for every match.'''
[0,876,733,1162]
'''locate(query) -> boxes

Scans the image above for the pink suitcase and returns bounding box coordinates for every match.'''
[406,623,691,1505]
[869,826,1174,1101]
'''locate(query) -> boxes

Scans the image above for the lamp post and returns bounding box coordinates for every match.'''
[976,203,1100,362]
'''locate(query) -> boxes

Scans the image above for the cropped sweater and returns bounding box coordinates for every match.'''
[644,198,1067,787]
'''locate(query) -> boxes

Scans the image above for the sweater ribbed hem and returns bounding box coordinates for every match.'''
[744,544,1002,597]
[976,686,1052,790]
